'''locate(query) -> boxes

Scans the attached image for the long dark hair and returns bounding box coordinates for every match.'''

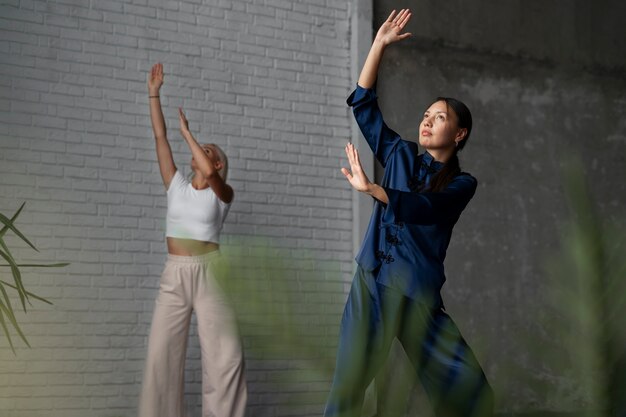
[426,97,472,193]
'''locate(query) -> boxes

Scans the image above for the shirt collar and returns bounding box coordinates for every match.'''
[422,151,444,172]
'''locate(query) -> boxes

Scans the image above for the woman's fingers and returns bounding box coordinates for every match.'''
[345,143,356,168]
[398,10,411,28]
[149,63,164,84]
[344,144,355,175]
[178,108,189,131]
[150,63,162,81]
[393,9,404,24]
[345,143,363,175]
[387,9,411,32]
[342,142,371,192]
[386,9,397,23]
[349,143,361,170]
[352,143,361,166]
[392,9,408,25]
[375,9,411,44]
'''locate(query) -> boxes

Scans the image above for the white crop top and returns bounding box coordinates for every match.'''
[166,170,231,243]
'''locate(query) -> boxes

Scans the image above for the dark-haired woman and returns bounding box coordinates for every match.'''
[324,9,493,417]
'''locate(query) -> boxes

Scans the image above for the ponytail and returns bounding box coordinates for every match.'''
[427,151,461,193]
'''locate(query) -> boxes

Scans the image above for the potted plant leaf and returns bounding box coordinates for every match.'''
[0,202,68,353]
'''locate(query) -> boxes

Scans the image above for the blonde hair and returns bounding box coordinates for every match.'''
[209,144,228,182]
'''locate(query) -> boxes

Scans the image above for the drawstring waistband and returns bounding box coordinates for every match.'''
[167,250,221,264]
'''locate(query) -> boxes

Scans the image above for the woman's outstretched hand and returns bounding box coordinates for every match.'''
[148,63,164,95]
[375,9,412,46]
[341,143,372,193]
[342,143,389,203]
[357,9,412,88]
[178,107,191,136]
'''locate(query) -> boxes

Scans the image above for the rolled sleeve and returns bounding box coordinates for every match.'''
[347,84,401,167]
[384,174,478,225]
[346,84,378,107]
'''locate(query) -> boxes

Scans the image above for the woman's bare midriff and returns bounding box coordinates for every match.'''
[167,237,219,256]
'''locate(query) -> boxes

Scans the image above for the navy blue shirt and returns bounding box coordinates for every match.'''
[348,85,477,307]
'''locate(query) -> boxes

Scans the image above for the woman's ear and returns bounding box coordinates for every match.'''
[455,128,467,142]
[215,160,223,170]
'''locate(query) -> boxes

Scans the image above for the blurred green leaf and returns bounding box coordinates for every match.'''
[0,202,38,252]
[0,280,53,305]
[0,263,69,268]
[0,247,28,310]
[536,157,626,416]
[0,202,67,353]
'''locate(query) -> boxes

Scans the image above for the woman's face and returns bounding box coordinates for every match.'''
[418,100,465,151]
[191,144,222,170]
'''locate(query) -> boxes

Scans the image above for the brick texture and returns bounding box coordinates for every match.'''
[0,0,353,416]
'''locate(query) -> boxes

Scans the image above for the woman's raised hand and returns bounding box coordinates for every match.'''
[375,9,412,46]
[148,63,164,95]
[341,143,372,193]
[178,107,190,136]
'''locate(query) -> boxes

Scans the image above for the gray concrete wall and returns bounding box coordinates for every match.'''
[373,0,626,413]
[375,0,626,72]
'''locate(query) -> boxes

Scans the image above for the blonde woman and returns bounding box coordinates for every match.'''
[139,63,246,417]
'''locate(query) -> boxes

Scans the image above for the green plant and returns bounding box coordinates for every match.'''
[535,158,626,416]
[217,237,345,410]
[0,202,68,353]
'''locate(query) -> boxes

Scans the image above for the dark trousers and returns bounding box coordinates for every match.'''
[324,266,493,417]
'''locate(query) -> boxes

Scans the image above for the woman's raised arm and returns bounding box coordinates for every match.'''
[178,108,234,204]
[358,9,412,88]
[148,63,176,189]
[347,9,412,166]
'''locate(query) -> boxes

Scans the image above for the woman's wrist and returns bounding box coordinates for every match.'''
[366,183,379,196]
[359,183,376,196]
[372,37,389,49]
[366,183,389,204]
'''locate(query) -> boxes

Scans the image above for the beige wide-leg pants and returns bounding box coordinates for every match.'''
[139,251,247,417]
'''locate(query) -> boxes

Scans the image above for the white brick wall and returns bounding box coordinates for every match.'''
[0,0,354,415]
